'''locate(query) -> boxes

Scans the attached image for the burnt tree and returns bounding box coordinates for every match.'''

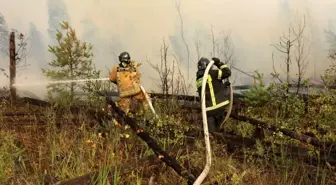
[9,31,15,100]
[4,30,30,100]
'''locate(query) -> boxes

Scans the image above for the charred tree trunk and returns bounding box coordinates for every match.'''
[9,31,16,101]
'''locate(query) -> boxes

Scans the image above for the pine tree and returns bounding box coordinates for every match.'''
[42,21,97,106]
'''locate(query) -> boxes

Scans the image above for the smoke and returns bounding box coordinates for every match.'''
[0,0,335,98]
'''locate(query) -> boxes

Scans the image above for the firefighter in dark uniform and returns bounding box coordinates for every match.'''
[196,57,232,133]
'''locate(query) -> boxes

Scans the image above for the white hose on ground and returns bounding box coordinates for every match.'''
[140,85,158,118]
[193,60,214,185]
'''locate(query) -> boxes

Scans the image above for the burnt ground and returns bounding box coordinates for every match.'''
[1,96,336,185]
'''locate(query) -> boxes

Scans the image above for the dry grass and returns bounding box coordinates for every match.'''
[0,98,335,185]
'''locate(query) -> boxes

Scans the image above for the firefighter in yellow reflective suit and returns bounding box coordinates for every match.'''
[109,51,148,114]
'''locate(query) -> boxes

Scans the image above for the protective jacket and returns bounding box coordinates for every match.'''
[196,62,231,116]
[109,61,142,98]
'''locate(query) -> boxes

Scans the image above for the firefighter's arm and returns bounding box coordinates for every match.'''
[109,65,117,84]
[133,61,140,73]
[135,66,142,83]
[212,57,231,79]
[217,63,231,79]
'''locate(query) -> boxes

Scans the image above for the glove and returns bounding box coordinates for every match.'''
[110,80,117,84]
[212,57,221,67]
[224,81,231,87]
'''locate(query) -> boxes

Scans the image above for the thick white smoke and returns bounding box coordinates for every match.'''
[0,0,335,98]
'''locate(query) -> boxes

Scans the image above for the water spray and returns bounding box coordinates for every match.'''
[12,77,111,87]
[12,77,158,116]
[222,76,233,126]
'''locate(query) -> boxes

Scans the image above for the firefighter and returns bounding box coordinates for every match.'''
[109,51,149,114]
[196,57,232,133]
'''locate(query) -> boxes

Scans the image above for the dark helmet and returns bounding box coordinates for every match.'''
[118,51,131,63]
[197,57,210,70]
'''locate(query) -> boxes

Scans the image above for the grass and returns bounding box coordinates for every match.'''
[0,95,335,185]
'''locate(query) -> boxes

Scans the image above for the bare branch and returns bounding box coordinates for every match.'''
[146,39,177,96]
[1,30,32,80]
[210,25,216,57]
[292,15,309,94]
[271,52,283,83]
[0,67,9,78]
[193,37,202,60]
[290,14,306,44]
[220,29,235,66]
[271,43,287,53]
[171,53,188,95]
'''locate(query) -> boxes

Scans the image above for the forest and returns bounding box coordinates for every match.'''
[0,8,336,185]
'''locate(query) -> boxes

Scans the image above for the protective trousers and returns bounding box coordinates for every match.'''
[207,113,225,133]
[117,91,149,114]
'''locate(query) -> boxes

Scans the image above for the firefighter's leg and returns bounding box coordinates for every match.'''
[113,97,132,128]
[207,116,217,134]
[217,106,229,131]
[141,91,150,112]
[133,92,152,128]
[214,113,225,133]
[118,97,131,114]
[207,114,225,143]
[134,92,149,114]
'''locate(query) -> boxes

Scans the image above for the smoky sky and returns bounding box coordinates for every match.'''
[0,0,336,97]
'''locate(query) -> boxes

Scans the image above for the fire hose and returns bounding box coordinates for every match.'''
[193,60,213,184]
[222,76,233,126]
[140,85,158,118]
[194,60,233,185]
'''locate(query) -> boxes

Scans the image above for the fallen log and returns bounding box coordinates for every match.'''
[182,125,336,166]
[1,117,46,123]
[210,132,336,166]
[97,90,246,101]
[0,112,44,117]
[20,97,51,107]
[148,92,245,102]
[229,112,336,152]
[106,98,196,185]
[9,96,336,153]
[8,96,336,173]
[183,104,336,153]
